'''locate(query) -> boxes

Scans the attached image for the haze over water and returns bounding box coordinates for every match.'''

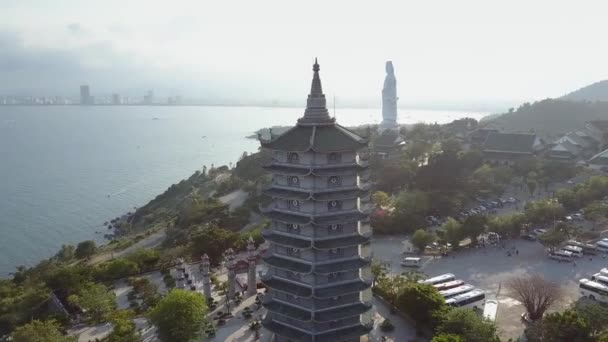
[0,105,485,276]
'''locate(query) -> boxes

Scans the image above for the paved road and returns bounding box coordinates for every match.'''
[89,230,166,264]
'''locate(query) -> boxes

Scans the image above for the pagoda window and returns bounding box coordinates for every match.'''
[288,176,300,187]
[286,223,300,233]
[327,200,342,211]
[327,152,341,164]
[327,176,341,187]
[288,199,300,211]
[328,224,343,234]
[288,152,300,164]
[287,247,301,257]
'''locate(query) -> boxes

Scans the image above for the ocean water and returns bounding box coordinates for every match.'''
[0,105,486,276]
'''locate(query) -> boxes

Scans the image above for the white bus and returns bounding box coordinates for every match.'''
[483,299,498,322]
[401,257,422,267]
[591,273,608,287]
[562,245,583,257]
[596,241,608,253]
[433,280,465,292]
[421,273,455,285]
[567,240,597,255]
[445,289,486,309]
[579,278,608,303]
[440,284,475,299]
[548,250,573,262]
[600,268,608,277]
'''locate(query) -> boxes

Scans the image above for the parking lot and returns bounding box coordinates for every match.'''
[373,235,608,341]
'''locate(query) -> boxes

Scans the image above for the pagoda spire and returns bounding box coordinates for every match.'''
[298,58,334,125]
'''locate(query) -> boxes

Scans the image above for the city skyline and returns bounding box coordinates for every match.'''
[2,0,608,110]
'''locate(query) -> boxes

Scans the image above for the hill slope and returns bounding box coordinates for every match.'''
[484,99,608,138]
[562,80,608,102]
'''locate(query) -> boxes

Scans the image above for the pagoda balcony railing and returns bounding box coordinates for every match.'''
[275,225,313,237]
[316,271,360,285]
[316,250,372,264]
[269,182,368,193]
[268,159,369,169]
[314,293,360,310]
[317,275,374,290]
[272,313,313,332]
[315,225,370,239]
[270,291,314,308]
[315,317,361,332]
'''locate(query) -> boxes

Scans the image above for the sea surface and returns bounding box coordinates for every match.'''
[0,105,486,276]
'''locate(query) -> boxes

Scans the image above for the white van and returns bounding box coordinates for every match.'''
[549,250,573,262]
[562,245,583,258]
[401,257,422,267]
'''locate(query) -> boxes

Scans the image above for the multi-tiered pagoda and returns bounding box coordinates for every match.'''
[259,59,373,342]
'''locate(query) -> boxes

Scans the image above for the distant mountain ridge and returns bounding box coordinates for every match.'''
[562,80,608,102]
[483,99,608,139]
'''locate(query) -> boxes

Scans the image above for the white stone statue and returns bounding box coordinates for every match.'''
[380,61,399,132]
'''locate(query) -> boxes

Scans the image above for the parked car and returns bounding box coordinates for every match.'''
[507,197,516,203]
[572,213,583,221]
[521,234,537,241]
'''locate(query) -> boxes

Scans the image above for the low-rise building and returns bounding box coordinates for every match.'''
[588,148,608,170]
[547,131,597,161]
[585,120,608,148]
[482,132,542,164]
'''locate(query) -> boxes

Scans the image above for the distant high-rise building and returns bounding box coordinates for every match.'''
[80,85,92,105]
[143,90,154,105]
[112,94,121,105]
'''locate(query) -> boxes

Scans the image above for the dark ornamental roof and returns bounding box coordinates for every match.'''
[314,234,371,249]
[314,302,372,321]
[590,148,608,165]
[262,124,368,153]
[263,255,312,273]
[316,323,373,342]
[261,231,312,249]
[482,132,537,154]
[314,257,372,273]
[263,209,311,224]
[263,164,312,175]
[313,188,368,201]
[314,279,372,298]
[263,187,311,200]
[260,60,367,152]
[262,277,312,297]
[373,130,404,149]
[263,300,312,321]
[262,317,313,342]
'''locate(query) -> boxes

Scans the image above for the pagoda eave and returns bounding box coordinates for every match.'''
[262,317,313,342]
[263,255,313,273]
[314,279,372,298]
[314,302,373,322]
[315,323,374,342]
[262,231,312,249]
[263,300,312,321]
[314,257,372,274]
[313,234,371,249]
[262,277,313,297]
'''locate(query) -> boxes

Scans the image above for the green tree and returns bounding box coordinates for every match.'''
[96,258,140,281]
[372,191,392,208]
[462,214,487,245]
[126,248,160,272]
[190,226,237,265]
[527,309,591,342]
[68,283,116,323]
[441,218,463,249]
[107,310,140,342]
[538,229,569,252]
[396,283,446,328]
[10,320,76,342]
[410,229,435,253]
[148,289,208,342]
[54,245,75,262]
[436,308,499,342]
[431,333,464,342]
[576,303,608,339]
[75,240,97,259]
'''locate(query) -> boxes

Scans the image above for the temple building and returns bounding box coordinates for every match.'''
[259,59,373,342]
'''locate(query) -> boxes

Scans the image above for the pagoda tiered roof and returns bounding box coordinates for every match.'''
[261,231,312,249]
[263,255,312,273]
[314,234,371,249]
[263,300,312,321]
[261,208,370,226]
[262,317,313,342]
[263,161,369,176]
[262,277,312,297]
[314,257,371,273]
[261,124,368,153]
[316,323,374,342]
[314,302,373,321]
[314,279,372,298]
[263,186,368,201]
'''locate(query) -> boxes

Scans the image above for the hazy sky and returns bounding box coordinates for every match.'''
[2,0,608,109]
